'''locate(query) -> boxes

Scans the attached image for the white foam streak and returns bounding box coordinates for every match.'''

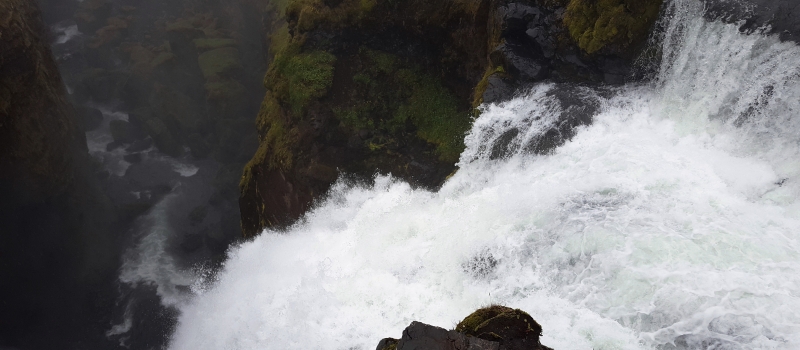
[120,194,195,307]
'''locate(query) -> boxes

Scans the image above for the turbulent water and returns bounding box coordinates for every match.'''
[167,1,800,349]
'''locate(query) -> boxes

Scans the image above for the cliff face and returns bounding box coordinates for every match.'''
[0,1,118,348]
[0,0,83,202]
[239,0,664,237]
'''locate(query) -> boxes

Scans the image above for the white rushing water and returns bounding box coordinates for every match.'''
[169,1,800,349]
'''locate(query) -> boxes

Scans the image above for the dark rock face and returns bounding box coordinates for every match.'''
[388,321,501,350]
[376,306,552,350]
[455,306,552,350]
[240,0,663,237]
[0,1,121,348]
[702,0,800,42]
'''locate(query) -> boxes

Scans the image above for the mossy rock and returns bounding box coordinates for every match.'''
[151,87,206,131]
[332,48,469,162]
[563,0,663,54]
[455,305,546,350]
[205,79,247,102]
[141,117,183,157]
[456,305,515,334]
[193,38,238,51]
[267,46,336,116]
[198,47,242,79]
[376,338,398,350]
[395,73,468,163]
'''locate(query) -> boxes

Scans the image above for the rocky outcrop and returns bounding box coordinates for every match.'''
[702,0,800,42]
[0,1,120,348]
[239,0,664,237]
[376,305,552,350]
[0,0,83,201]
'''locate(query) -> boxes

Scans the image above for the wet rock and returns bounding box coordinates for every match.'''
[109,119,146,144]
[77,105,104,131]
[482,74,515,105]
[126,138,153,153]
[522,85,599,155]
[499,3,542,35]
[376,338,399,350]
[456,306,552,350]
[702,0,800,42]
[377,306,552,350]
[490,42,548,81]
[123,153,142,164]
[394,321,500,350]
[129,108,183,157]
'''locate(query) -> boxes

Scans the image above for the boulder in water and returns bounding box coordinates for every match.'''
[376,306,552,350]
[379,321,500,350]
[456,305,552,350]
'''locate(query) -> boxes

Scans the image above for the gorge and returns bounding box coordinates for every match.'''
[2,0,800,349]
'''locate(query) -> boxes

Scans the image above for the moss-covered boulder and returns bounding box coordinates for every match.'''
[564,0,663,54]
[456,305,551,350]
[198,47,243,80]
[375,305,552,350]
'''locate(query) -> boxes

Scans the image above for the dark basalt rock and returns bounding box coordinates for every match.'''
[1,1,122,348]
[482,74,516,105]
[702,0,800,42]
[77,105,104,132]
[376,306,552,350]
[381,321,500,350]
[456,306,552,350]
[240,0,663,237]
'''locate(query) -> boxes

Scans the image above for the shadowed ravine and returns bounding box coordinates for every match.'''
[2,0,799,349]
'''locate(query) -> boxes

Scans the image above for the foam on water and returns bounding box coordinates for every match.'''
[168,1,800,349]
[120,193,196,307]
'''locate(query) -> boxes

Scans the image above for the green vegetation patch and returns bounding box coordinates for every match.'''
[563,0,663,54]
[396,71,468,163]
[331,48,469,162]
[455,305,513,334]
[267,44,336,116]
[193,38,238,51]
[198,47,242,79]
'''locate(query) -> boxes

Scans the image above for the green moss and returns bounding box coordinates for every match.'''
[193,38,237,51]
[455,305,513,334]
[379,343,397,350]
[563,0,662,54]
[396,74,468,163]
[287,0,377,32]
[268,44,336,116]
[205,79,246,101]
[269,24,292,58]
[249,92,295,172]
[198,47,242,79]
[334,106,374,129]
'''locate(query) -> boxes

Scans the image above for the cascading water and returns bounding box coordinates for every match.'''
[168,0,800,349]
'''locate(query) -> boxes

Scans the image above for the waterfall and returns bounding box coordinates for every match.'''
[168,0,800,349]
